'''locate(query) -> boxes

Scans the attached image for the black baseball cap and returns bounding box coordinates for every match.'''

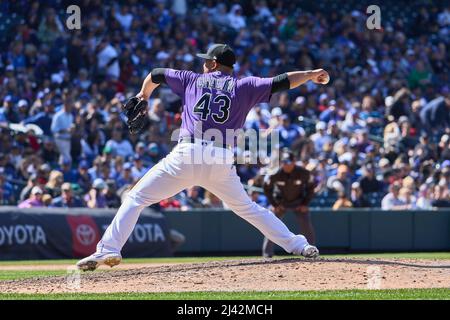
[196,44,236,68]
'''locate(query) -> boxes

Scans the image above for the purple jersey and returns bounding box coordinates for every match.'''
[164,69,273,139]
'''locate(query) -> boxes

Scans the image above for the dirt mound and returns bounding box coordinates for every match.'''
[1,258,449,294]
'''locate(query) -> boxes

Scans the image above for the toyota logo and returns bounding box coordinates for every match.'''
[76,224,96,246]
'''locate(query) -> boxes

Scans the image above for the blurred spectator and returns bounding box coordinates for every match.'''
[0,175,14,205]
[277,115,305,147]
[381,182,410,210]
[180,186,205,210]
[399,187,417,209]
[51,183,84,208]
[44,170,64,198]
[95,38,120,80]
[18,186,44,208]
[80,131,101,163]
[42,194,53,207]
[160,196,182,210]
[104,126,134,159]
[84,178,108,208]
[19,174,40,202]
[59,158,77,183]
[358,163,384,193]
[131,155,148,180]
[0,0,448,210]
[327,164,351,196]
[75,161,92,193]
[202,191,224,208]
[22,101,55,136]
[51,95,74,164]
[431,183,450,208]
[420,93,450,135]
[40,136,59,167]
[416,184,433,210]
[248,186,268,207]
[332,192,353,210]
[350,182,370,208]
[117,162,135,188]
[228,4,246,31]
[114,5,133,31]
[310,122,331,153]
[104,180,121,208]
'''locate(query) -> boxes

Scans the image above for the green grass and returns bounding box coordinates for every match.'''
[0,270,67,281]
[0,252,449,267]
[0,256,255,266]
[0,288,449,300]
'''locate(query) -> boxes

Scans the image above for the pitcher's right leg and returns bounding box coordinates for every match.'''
[77,156,192,271]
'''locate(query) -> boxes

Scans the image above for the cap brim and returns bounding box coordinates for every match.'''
[196,53,214,60]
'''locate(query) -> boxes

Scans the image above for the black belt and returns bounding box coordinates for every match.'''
[178,136,232,150]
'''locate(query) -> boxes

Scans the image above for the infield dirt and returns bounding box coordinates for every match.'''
[1,257,449,294]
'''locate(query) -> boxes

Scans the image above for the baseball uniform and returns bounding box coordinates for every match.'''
[95,68,311,257]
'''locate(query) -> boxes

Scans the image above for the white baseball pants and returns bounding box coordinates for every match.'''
[96,142,309,255]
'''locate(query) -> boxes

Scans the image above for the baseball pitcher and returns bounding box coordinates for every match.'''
[77,44,329,271]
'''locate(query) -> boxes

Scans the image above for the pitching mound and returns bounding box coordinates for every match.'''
[1,258,449,294]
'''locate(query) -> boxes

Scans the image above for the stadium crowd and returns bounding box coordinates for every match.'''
[0,0,449,210]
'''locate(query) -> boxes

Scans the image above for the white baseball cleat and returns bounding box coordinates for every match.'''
[300,245,320,258]
[76,252,122,272]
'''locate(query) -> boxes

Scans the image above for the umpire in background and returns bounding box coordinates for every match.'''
[262,149,316,258]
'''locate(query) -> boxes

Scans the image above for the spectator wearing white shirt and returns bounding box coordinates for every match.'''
[399,187,417,209]
[416,184,433,210]
[131,155,147,180]
[212,3,230,27]
[96,39,120,79]
[381,182,411,210]
[310,121,332,153]
[104,128,133,160]
[255,1,275,22]
[228,4,246,31]
[172,0,187,16]
[51,95,74,164]
[114,5,133,31]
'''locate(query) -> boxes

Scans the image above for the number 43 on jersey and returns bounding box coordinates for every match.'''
[193,93,231,124]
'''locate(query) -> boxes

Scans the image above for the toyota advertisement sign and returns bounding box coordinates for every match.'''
[0,208,172,260]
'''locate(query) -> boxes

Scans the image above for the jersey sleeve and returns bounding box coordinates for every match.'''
[237,76,273,108]
[164,69,196,97]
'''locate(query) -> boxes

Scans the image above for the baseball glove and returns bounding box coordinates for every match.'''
[122,96,149,134]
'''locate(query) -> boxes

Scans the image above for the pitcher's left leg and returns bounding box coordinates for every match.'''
[262,206,285,258]
[202,171,310,255]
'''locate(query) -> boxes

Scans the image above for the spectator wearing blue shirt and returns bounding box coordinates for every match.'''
[117,162,135,188]
[277,115,305,148]
[0,95,19,123]
[75,160,92,193]
[59,158,77,183]
[0,174,15,205]
[249,186,268,207]
[51,183,84,208]
[23,102,55,136]
[135,142,155,168]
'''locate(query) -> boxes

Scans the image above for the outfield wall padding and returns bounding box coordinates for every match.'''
[0,207,449,259]
[164,209,450,253]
